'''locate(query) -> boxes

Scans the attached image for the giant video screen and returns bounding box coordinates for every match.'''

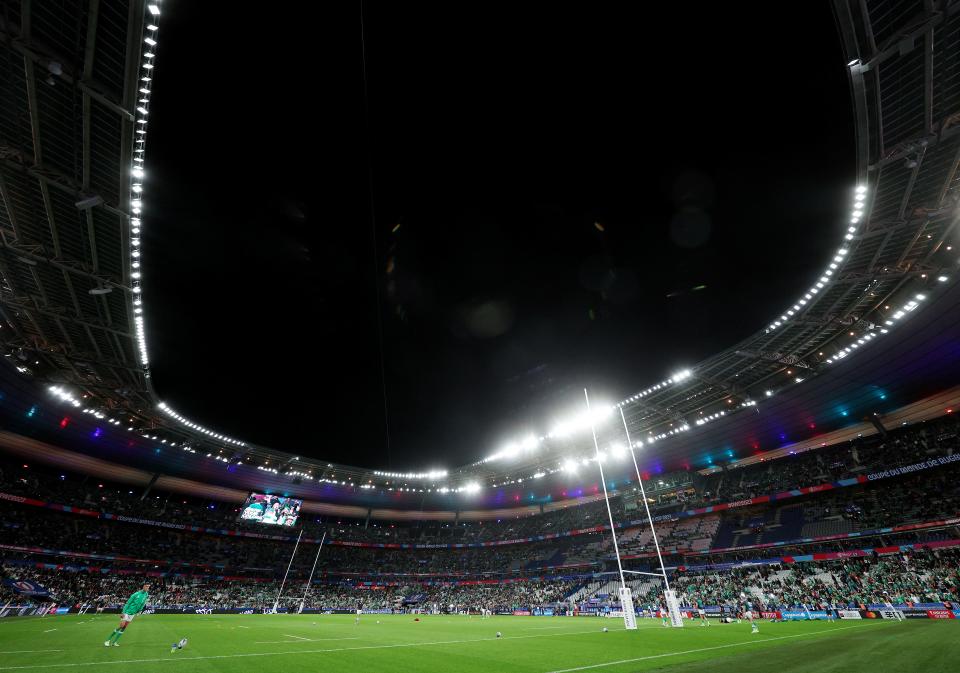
[239,493,302,526]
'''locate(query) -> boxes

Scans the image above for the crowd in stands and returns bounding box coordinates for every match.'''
[1,414,956,549]
[5,452,958,581]
[658,547,960,610]
[1,414,959,618]
[0,562,580,614]
[19,485,944,581]
[3,414,956,550]
[3,547,957,614]
[703,414,958,506]
[708,464,960,549]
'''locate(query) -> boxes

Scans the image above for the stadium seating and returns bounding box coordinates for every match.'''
[1,414,958,615]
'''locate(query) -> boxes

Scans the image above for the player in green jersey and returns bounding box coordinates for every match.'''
[104,583,150,647]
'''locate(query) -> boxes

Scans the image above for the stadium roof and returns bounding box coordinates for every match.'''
[0,0,148,402]
[1,0,959,499]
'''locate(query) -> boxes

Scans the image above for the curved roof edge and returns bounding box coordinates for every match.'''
[2,0,959,495]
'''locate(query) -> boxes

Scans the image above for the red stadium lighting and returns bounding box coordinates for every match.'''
[59,417,69,428]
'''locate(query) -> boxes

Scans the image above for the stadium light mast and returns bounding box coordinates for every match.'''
[619,407,682,627]
[584,389,637,630]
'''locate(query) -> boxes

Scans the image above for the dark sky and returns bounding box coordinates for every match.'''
[143,2,854,470]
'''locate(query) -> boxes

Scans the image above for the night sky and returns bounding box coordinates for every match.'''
[142,3,853,470]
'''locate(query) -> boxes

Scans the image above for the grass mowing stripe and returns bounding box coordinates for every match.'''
[545,623,885,673]
[0,652,62,655]
[526,626,569,630]
[0,628,612,670]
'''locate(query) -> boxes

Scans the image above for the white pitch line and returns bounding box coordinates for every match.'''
[253,637,360,644]
[42,630,57,633]
[282,634,309,641]
[545,623,882,673]
[236,625,250,629]
[0,627,609,670]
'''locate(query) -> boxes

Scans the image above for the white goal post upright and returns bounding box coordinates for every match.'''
[298,531,326,614]
[619,407,683,627]
[584,389,637,630]
[274,527,304,613]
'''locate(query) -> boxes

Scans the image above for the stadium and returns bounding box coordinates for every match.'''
[1,1,960,672]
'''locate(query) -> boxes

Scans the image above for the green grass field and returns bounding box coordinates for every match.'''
[0,614,956,673]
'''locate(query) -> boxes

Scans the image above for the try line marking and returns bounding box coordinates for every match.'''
[0,627,614,670]
[546,623,884,673]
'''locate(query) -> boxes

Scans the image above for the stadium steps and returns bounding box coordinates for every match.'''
[712,520,739,548]
[769,504,804,541]
[800,517,854,538]
[565,581,597,602]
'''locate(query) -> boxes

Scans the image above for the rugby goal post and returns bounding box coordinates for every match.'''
[585,390,637,631]
[663,589,684,627]
[618,587,637,629]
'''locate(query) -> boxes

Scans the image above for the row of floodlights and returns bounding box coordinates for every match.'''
[615,369,693,407]
[767,186,867,333]
[43,384,690,497]
[129,7,161,370]
[157,402,245,447]
[372,469,448,480]
[47,386,186,451]
[481,370,692,465]
[823,292,933,364]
